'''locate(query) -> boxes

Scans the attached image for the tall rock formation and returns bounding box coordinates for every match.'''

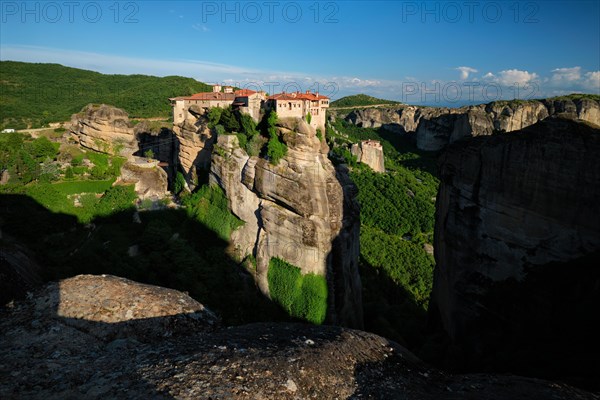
[69,104,137,156]
[429,118,600,385]
[209,117,363,328]
[351,140,385,172]
[342,97,600,151]
[116,160,168,200]
[172,105,214,186]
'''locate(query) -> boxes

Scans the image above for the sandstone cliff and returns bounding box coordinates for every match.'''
[341,97,600,151]
[172,105,214,186]
[116,159,168,200]
[1,274,596,399]
[69,104,138,156]
[350,140,385,172]
[209,118,363,328]
[429,118,600,385]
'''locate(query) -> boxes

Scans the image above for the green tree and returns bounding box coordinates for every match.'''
[219,106,240,132]
[30,136,59,161]
[174,171,186,195]
[64,166,74,179]
[265,111,287,165]
[207,107,224,128]
[144,149,155,160]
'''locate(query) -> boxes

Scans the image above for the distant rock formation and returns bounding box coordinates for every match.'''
[342,97,600,151]
[69,104,137,156]
[210,118,363,328]
[429,118,600,384]
[351,140,385,172]
[171,105,214,186]
[116,159,168,200]
[1,274,596,399]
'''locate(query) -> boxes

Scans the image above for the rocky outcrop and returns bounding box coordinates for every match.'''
[69,104,137,156]
[116,159,168,200]
[134,122,177,181]
[172,106,214,186]
[1,274,597,399]
[351,140,385,172]
[345,106,422,133]
[429,118,600,384]
[210,118,363,328]
[343,97,600,151]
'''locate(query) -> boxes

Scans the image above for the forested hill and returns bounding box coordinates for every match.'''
[0,61,212,129]
[331,94,402,108]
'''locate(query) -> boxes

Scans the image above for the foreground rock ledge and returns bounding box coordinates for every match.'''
[1,275,596,399]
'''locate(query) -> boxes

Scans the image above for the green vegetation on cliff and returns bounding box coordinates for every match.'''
[546,93,600,102]
[265,111,288,165]
[209,105,266,157]
[327,117,438,346]
[0,61,212,129]
[268,257,328,324]
[331,94,401,108]
[181,184,244,241]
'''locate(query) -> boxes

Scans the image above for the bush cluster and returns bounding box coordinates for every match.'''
[181,184,244,241]
[267,257,328,324]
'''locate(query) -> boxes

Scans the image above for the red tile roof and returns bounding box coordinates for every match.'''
[267,91,329,101]
[234,89,258,97]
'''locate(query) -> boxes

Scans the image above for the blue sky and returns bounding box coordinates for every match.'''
[1,0,599,106]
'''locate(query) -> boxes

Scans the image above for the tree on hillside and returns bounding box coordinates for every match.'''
[265,111,287,165]
[219,106,240,132]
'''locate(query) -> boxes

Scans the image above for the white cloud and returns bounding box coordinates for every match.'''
[496,69,539,86]
[550,67,581,83]
[0,45,259,80]
[483,72,495,79]
[192,24,210,32]
[456,66,478,80]
[584,71,600,92]
[347,77,382,87]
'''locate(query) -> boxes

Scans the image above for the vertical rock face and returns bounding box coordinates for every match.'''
[116,161,168,200]
[350,140,385,172]
[134,123,177,181]
[69,104,137,156]
[430,118,600,382]
[172,105,215,185]
[343,98,600,151]
[209,118,363,328]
